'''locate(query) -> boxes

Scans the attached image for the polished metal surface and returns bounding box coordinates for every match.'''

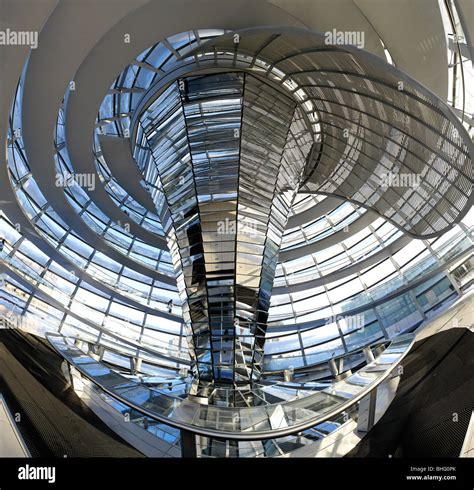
[136,72,311,383]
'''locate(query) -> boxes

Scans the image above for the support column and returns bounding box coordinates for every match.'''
[180,429,197,458]
[137,72,311,385]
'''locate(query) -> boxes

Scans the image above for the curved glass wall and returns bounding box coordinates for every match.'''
[1,8,472,393]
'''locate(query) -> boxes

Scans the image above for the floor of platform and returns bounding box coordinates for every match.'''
[347,293,474,457]
[0,329,143,457]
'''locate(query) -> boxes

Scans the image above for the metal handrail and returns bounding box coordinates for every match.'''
[47,331,414,440]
